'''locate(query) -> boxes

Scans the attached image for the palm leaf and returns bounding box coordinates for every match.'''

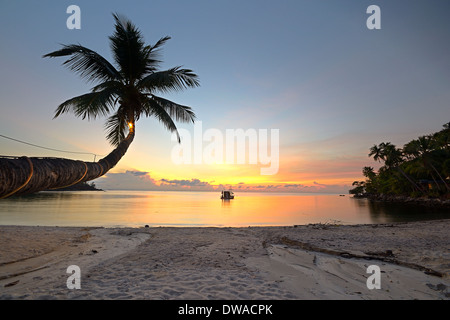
[54,87,119,120]
[104,107,129,146]
[150,94,196,123]
[138,67,200,93]
[142,96,181,142]
[43,45,121,83]
[110,13,147,81]
[143,36,171,73]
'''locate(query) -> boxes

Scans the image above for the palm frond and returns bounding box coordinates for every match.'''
[150,95,196,123]
[54,87,119,120]
[138,67,200,93]
[110,13,147,81]
[104,107,129,146]
[143,36,171,73]
[91,80,125,93]
[43,44,121,83]
[151,36,171,52]
[142,96,181,142]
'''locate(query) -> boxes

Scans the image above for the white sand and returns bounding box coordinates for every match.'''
[0,220,449,300]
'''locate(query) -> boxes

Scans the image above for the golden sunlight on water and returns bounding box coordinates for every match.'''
[0,191,448,227]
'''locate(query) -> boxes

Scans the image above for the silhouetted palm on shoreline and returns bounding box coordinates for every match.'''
[0,14,199,198]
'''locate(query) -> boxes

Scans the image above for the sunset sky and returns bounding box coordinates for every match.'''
[1,0,449,193]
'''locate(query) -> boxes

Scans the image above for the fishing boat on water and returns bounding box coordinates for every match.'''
[221,190,235,200]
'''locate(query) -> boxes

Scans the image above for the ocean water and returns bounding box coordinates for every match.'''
[0,191,448,228]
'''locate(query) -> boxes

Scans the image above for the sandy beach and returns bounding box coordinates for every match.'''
[0,220,449,300]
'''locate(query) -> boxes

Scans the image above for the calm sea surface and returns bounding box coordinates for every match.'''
[0,191,448,228]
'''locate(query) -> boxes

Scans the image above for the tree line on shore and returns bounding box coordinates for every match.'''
[350,122,450,199]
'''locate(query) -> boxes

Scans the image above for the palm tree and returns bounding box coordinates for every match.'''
[368,143,386,163]
[369,142,401,167]
[433,123,450,151]
[349,180,366,196]
[403,136,449,191]
[369,142,423,193]
[0,13,199,198]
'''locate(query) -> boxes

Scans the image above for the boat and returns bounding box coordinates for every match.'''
[221,190,235,200]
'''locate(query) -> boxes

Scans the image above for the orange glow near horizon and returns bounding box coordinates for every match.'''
[143,162,361,186]
[103,139,367,193]
[103,160,360,193]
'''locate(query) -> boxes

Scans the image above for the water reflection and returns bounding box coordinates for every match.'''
[221,199,232,207]
[4,191,85,202]
[351,197,449,223]
[3,191,148,203]
[0,191,448,227]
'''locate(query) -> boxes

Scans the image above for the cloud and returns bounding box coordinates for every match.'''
[160,178,216,191]
[126,170,149,176]
[95,170,159,190]
[284,184,306,188]
[160,178,210,187]
[96,170,217,191]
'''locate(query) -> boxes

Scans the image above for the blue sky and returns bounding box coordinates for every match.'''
[0,0,449,192]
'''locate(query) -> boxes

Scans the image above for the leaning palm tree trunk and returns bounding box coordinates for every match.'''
[396,166,425,194]
[429,162,450,191]
[0,131,134,199]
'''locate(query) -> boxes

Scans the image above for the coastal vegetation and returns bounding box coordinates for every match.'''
[350,123,450,202]
[50,181,102,192]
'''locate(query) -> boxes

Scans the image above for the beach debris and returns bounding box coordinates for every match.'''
[364,250,395,257]
[307,220,344,229]
[73,233,92,243]
[81,249,99,256]
[4,280,19,288]
[426,283,449,298]
[277,236,444,278]
[110,229,133,236]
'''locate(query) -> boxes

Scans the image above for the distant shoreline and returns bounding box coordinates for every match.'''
[48,182,103,192]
